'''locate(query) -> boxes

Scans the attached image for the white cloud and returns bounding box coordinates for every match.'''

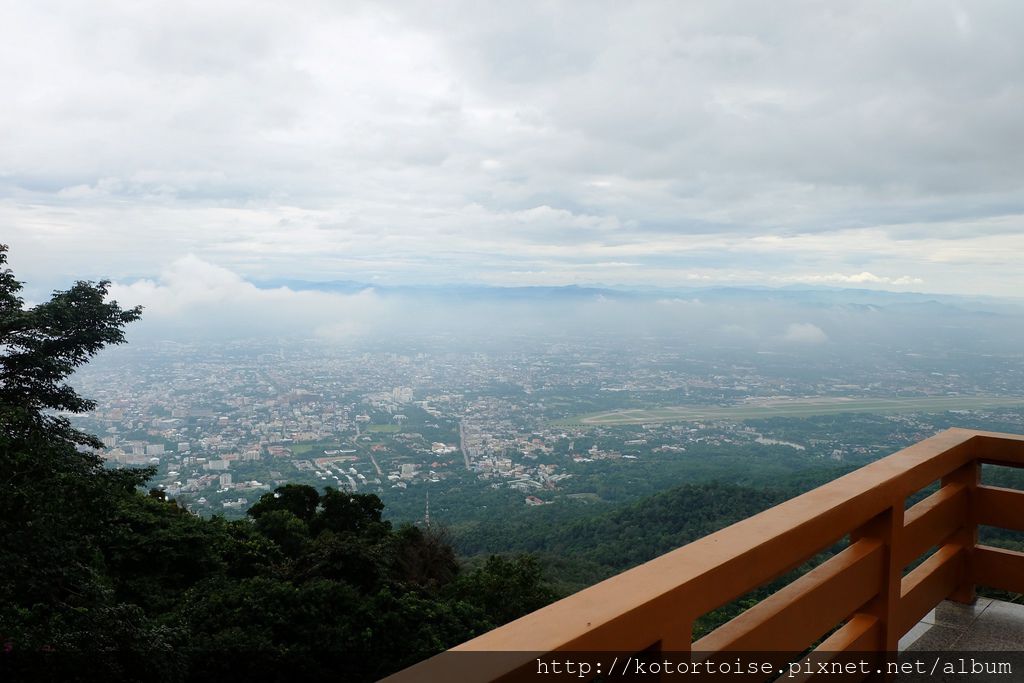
[782,272,925,286]
[3,2,1024,296]
[782,322,828,345]
[108,255,387,338]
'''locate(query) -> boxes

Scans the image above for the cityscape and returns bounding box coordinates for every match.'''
[71,329,1024,523]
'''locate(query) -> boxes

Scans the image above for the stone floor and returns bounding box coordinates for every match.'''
[899,597,1024,651]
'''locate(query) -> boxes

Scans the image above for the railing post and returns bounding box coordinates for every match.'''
[658,617,692,652]
[657,618,692,682]
[941,461,980,604]
[851,504,904,652]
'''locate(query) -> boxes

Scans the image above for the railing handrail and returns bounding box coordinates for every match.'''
[388,428,1024,681]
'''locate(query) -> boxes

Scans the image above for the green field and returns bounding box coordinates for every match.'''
[366,424,402,433]
[290,441,340,456]
[556,396,1024,427]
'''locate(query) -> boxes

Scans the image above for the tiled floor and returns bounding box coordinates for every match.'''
[899,598,1024,651]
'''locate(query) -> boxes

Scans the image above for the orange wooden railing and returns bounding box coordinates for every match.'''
[388,428,1024,681]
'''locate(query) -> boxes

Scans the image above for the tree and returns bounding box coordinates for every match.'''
[391,524,459,588]
[0,244,176,679]
[312,487,388,537]
[0,244,142,449]
[247,483,321,523]
[446,555,557,629]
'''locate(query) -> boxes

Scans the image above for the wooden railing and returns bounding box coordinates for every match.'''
[388,428,1024,681]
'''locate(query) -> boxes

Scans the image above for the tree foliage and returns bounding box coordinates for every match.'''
[0,244,142,449]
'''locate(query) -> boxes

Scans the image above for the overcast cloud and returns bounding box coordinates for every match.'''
[3,1,1024,296]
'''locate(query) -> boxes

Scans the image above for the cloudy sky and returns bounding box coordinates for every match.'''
[4,0,1024,299]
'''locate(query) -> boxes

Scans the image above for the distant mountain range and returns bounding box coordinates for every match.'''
[253,279,1022,316]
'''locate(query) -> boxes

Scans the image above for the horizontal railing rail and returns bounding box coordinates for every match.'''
[388,428,1024,682]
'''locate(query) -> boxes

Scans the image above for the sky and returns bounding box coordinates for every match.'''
[3,1,1024,302]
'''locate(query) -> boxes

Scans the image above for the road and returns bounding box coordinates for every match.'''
[459,421,471,469]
